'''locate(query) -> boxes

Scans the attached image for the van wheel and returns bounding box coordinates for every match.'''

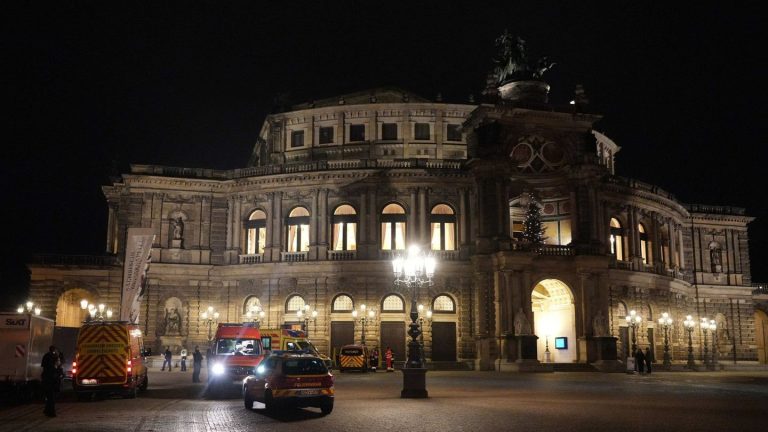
[320,399,334,415]
[244,392,255,411]
[264,390,275,412]
[124,384,138,399]
[139,375,149,391]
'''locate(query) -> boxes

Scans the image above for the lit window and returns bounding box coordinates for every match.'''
[286,207,310,252]
[609,218,625,261]
[542,219,572,246]
[245,210,267,254]
[286,295,306,312]
[332,295,353,312]
[381,203,406,250]
[382,295,404,312]
[332,205,357,251]
[433,295,455,312]
[414,123,430,140]
[430,204,456,251]
[638,223,651,264]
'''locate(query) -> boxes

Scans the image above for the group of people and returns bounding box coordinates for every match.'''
[634,347,654,375]
[160,346,206,382]
[367,347,395,371]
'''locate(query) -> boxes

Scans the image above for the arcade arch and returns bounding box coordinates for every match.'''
[55,288,94,327]
[531,279,576,363]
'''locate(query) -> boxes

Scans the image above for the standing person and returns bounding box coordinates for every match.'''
[645,347,653,375]
[161,346,172,371]
[385,346,394,372]
[192,346,203,383]
[41,345,59,417]
[180,348,188,372]
[635,347,646,375]
[370,347,379,372]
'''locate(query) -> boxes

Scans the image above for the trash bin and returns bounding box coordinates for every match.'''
[625,357,636,373]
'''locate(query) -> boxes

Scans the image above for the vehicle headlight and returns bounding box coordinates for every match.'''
[212,363,226,376]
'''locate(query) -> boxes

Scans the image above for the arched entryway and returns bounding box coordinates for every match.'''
[56,288,94,327]
[756,309,768,364]
[532,279,576,363]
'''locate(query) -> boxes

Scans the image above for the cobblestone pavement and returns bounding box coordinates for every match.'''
[1,368,767,432]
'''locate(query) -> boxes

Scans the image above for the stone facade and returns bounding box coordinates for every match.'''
[29,86,766,368]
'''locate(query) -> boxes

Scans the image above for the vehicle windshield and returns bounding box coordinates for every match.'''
[215,338,262,356]
[283,358,328,375]
[290,340,320,355]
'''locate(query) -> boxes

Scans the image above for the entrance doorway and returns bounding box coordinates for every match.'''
[56,288,93,327]
[756,310,768,364]
[330,321,354,365]
[431,322,457,361]
[531,279,576,363]
[380,321,406,365]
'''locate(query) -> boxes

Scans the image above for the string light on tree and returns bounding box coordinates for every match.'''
[521,193,547,246]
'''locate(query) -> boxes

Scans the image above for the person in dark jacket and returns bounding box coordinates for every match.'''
[635,348,646,375]
[192,346,203,383]
[161,346,172,371]
[41,345,59,417]
[645,347,653,374]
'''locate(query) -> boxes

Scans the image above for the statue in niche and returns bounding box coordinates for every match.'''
[592,310,609,337]
[709,243,722,274]
[172,217,184,240]
[513,307,532,336]
[163,306,182,335]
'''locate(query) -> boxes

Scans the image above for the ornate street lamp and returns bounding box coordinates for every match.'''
[201,306,219,342]
[701,317,711,369]
[352,304,376,345]
[245,306,265,324]
[684,315,696,369]
[392,245,435,398]
[417,304,433,346]
[297,304,318,337]
[80,300,112,321]
[710,319,718,369]
[625,309,643,354]
[658,312,673,368]
[18,301,42,316]
[701,318,717,370]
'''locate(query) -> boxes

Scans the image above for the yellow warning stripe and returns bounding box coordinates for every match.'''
[340,355,364,368]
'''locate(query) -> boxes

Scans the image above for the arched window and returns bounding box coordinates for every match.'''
[382,294,405,312]
[286,207,310,252]
[381,203,406,250]
[609,218,625,261]
[709,241,723,273]
[332,205,357,251]
[285,295,306,313]
[432,295,456,313]
[332,294,353,312]
[245,210,267,254]
[638,223,651,264]
[430,204,456,251]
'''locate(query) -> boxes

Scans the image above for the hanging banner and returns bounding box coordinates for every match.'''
[120,228,154,323]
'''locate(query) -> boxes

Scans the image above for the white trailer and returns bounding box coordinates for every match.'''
[0,313,55,400]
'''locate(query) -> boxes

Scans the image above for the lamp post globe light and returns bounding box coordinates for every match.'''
[658,312,674,368]
[79,299,112,321]
[353,304,376,345]
[392,245,435,398]
[18,300,42,316]
[701,318,711,369]
[245,307,265,324]
[297,304,318,337]
[684,315,696,369]
[201,306,219,342]
[625,309,643,354]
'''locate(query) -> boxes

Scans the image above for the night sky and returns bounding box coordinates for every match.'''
[2,1,766,308]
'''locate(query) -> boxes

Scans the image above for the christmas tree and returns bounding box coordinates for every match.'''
[521,193,546,246]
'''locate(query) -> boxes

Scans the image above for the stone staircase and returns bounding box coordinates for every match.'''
[551,362,598,372]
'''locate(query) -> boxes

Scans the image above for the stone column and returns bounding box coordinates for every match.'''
[317,189,329,259]
[233,196,242,252]
[668,219,678,269]
[409,188,418,245]
[418,188,428,246]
